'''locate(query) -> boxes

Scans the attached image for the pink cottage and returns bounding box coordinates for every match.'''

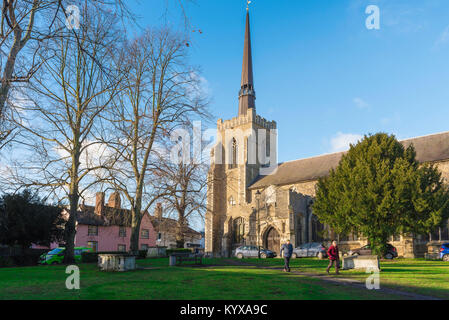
[74,192,156,252]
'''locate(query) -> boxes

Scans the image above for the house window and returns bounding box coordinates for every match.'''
[88,225,98,236]
[141,229,149,239]
[119,227,126,237]
[118,244,126,252]
[228,196,236,207]
[158,233,162,240]
[141,244,149,251]
[87,241,98,252]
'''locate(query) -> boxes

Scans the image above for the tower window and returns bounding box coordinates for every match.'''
[228,196,236,207]
[229,138,238,169]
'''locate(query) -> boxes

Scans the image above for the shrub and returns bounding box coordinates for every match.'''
[137,250,147,259]
[0,256,15,268]
[81,252,99,263]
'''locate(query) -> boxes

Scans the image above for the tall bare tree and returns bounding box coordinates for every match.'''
[100,28,208,253]
[0,0,130,132]
[156,147,208,248]
[7,6,122,262]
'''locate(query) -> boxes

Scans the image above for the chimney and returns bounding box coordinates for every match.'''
[155,203,163,219]
[95,192,105,216]
[107,191,121,209]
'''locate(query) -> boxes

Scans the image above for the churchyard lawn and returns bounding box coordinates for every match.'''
[0,258,446,300]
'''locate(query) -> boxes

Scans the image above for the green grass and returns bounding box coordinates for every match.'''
[236,257,449,299]
[0,257,405,300]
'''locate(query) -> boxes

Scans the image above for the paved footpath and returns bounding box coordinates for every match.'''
[222,259,442,300]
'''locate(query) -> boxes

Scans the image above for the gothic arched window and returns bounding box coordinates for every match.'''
[311,216,324,242]
[233,217,245,244]
[229,138,238,169]
[296,219,302,246]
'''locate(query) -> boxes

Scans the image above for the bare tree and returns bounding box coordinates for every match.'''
[100,28,208,254]
[155,145,208,248]
[7,6,122,262]
[0,0,130,126]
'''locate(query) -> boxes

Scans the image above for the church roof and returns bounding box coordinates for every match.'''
[248,131,449,189]
[148,216,202,237]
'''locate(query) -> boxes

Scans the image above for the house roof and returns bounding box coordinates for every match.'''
[76,205,132,227]
[148,216,201,237]
[249,131,449,189]
[76,205,201,238]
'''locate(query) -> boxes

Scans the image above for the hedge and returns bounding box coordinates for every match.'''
[0,249,48,268]
[166,248,192,256]
[81,250,148,263]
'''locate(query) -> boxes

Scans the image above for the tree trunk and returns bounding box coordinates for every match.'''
[63,192,78,264]
[175,216,186,248]
[63,148,80,264]
[129,206,142,255]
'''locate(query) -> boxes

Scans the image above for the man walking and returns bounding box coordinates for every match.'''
[280,239,293,272]
[326,240,340,275]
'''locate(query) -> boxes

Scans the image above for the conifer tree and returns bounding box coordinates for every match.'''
[314,133,449,255]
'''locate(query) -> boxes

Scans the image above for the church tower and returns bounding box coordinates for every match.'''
[205,9,277,257]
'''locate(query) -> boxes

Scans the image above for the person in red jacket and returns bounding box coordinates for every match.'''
[326,240,340,275]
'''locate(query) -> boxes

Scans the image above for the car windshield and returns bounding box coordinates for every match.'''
[48,248,64,255]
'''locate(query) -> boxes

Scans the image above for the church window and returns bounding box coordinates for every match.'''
[228,196,236,207]
[233,217,245,244]
[311,216,324,242]
[229,138,238,169]
[296,219,302,247]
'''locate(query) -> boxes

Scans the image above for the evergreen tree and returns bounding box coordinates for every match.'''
[314,133,449,255]
[0,190,64,248]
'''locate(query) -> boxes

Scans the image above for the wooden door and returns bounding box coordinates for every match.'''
[265,227,280,255]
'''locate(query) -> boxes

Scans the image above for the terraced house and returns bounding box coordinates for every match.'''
[75,192,157,252]
[205,11,449,258]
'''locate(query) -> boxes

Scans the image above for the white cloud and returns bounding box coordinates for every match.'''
[329,132,363,153]
[435,25,449,48]
[353,97,369,109]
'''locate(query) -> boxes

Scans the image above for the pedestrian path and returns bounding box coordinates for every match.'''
[222,259,442,300]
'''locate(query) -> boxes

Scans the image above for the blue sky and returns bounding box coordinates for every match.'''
[130,0,449,162]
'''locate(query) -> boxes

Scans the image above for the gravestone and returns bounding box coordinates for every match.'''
[98,253,136,272]
[342,255,380,271]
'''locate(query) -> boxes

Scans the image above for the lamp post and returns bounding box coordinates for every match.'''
[255,190,261,259]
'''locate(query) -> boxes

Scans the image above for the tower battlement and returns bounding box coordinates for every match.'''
[217,109,276,131]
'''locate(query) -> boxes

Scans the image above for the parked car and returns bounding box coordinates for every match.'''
[234,246,276,259]
[349,244,398,259]
[440,243,449,261]
[292,242,327,258]
[39,247,92,265]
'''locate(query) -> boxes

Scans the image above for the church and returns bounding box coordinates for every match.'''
[205,11,449,258]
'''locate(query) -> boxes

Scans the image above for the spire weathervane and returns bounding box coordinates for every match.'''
[246,0,252,11]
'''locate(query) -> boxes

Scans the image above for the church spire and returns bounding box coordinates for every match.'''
[238,9,256,116]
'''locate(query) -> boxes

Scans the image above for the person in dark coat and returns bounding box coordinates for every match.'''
[326,240,340,274]
[280,239,293,272]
